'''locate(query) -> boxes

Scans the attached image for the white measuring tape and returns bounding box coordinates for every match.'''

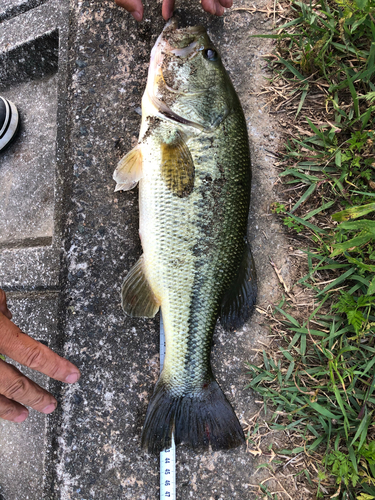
[160,314,176,499]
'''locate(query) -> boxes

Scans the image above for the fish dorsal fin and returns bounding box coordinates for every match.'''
[121,255,160,318]
[220,239,257,331]
[113,145,143,192]
[161,132,195,198]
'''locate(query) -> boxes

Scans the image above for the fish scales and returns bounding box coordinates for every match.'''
[114,19,257,453]
[141,113,249,380]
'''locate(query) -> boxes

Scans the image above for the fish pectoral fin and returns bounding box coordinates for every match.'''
[220,239,257,331]
[113,145,143,192]
[161,133,195,198]
[121,255,160,318]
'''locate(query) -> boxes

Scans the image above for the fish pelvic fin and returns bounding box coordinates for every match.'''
[220,238,257,331]
[141,378,245,454]
[113,144,143,192]
[121,256,160,318]
[161,132,195,198]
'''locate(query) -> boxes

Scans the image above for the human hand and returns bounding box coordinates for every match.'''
[0,289,81,423]
[114,0,233,22]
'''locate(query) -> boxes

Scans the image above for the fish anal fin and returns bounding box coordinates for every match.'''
[220,239,257,331]
[161,133,194,198]
[121,256,160,318]
[113,145,143,191]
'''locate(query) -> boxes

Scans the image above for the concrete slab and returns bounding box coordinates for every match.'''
[0,71,58,247]
[0,0,69,290]
[0,11,59,247]
[0,1,69,498]
[0,246,60,290]
[0,1,59,49]
[0,0,47,24]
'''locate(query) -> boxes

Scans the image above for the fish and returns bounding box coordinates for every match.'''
[113,19,257,454]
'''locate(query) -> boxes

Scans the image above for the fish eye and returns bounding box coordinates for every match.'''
[203,48,218,61]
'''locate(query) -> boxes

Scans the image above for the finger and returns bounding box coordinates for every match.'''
[0,394,29,422]
[218,0,232,8]
[0,359,57,414]
[114,0,144,21]
[214,1,225,16]
[201,0,217,15]
[0,313,80,384]
[0,289,12,320]
[162,0,175,20]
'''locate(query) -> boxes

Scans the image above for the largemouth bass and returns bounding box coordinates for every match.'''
[114,19,257,454]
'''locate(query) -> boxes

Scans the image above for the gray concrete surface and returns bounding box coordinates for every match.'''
[0,2,69,499]
[0,72,58,247]
[0,0,47,23]
[0,0,291,498]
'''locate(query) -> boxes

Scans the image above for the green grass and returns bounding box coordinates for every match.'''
[248,0,375,497]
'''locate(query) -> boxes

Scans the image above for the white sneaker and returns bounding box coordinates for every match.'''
[0,96,20,152]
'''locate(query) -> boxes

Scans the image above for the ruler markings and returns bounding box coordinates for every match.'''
[160,313,176,500]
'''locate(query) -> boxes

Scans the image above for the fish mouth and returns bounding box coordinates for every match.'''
[144,19,208,131]
[155,18,207,62]
[161,19,206,58]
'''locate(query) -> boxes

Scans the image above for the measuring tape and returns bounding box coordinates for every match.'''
[160,314,176,499]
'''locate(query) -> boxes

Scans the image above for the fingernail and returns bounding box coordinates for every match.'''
[13,411,28,423]
[65,372,80,384]
[41,403,57,414]
[132,10,142,21]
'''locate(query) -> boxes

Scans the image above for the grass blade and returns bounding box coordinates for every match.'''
[286,213,328,234]
[317,267,356,296]
[332,202,375,221]
[276,56,307,81]
[290,183,317,213]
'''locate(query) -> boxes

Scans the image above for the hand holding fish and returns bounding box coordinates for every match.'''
[0,289,81,423]
[114,0,233,22]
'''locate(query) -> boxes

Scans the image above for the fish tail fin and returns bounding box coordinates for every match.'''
[141,378,245,454]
